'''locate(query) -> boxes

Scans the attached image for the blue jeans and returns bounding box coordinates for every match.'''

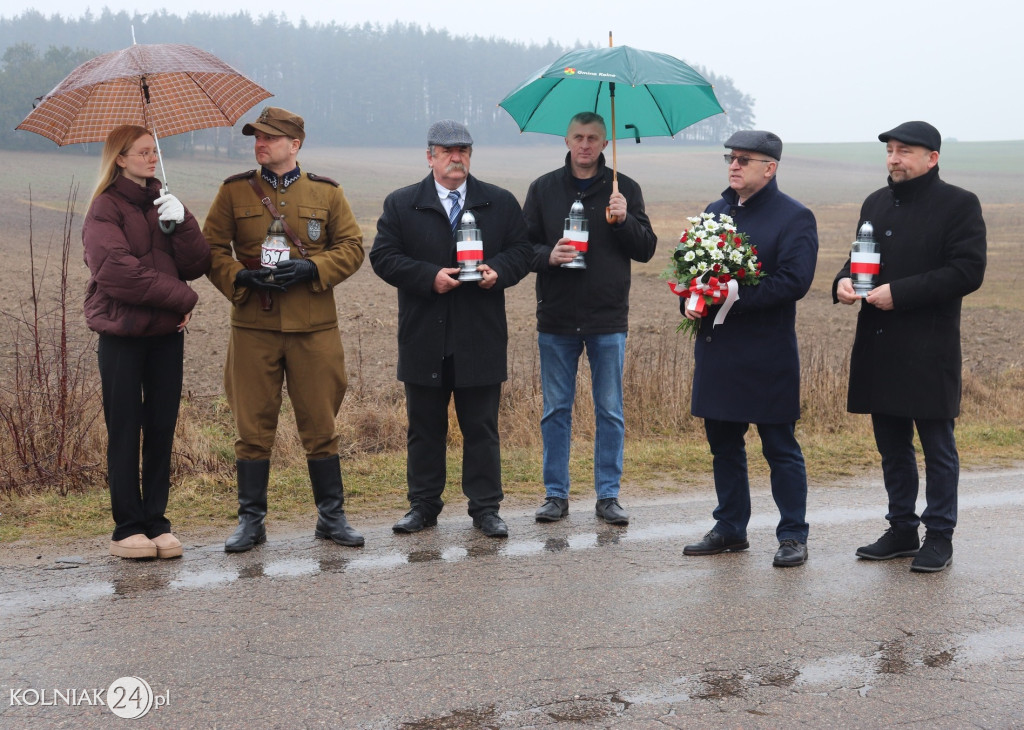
[872,414,958,539]
[539,332,626,500]
[704,419,809,542]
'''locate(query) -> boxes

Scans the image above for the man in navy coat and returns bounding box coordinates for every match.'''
[682,130,819,567]
[834,121,986,573]
[370,120,533,538]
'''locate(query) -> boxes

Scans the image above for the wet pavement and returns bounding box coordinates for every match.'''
[2,468,1023,728]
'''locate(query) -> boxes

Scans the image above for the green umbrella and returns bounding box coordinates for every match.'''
[499,36,724,219]
[499,45,723,139]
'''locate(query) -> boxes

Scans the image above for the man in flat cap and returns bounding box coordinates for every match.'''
[370,120,532,537]
[834,121,986,573]
[681,130,818,567]
[524,111,657,527]
[204,106,366,552]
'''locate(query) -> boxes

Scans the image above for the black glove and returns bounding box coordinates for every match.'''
[235,267,286,291]
[272,258,318,288]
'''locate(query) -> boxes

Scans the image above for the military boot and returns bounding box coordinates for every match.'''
[224,459,269,553]
[309,455,365,547]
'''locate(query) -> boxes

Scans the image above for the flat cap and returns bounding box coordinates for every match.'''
[878,121,941,152]
[724,130,783,160]
[242,106,305,143]
[428,119,473,147]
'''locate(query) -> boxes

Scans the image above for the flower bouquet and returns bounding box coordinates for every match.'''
[663,212,764,338]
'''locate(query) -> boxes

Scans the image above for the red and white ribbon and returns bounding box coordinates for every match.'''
[668,276,740,327]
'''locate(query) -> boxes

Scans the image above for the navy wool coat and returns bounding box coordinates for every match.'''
[370,173,533,388]
[687,178,819,423]
[832,166,986,419]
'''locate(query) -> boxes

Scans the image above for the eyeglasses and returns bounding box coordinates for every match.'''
[723,154,773,167]
[124,150,159,160]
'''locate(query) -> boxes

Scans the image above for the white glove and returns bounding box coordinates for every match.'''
[154,190,185,224]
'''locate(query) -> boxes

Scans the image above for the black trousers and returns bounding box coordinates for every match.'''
[872,414,959,539]
[404,357,502,519]
[98,332,184,541]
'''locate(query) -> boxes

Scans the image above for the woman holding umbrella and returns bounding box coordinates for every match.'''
[82,124,210,560]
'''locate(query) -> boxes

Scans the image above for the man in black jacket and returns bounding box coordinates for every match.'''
[524,112,657,526]
[370,120,533,537]
[834,121,986,573]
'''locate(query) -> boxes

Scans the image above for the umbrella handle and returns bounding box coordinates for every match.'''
[605,179,624,225]
[158,182,176,234]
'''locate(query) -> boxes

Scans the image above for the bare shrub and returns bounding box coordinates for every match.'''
[0,185,103,495]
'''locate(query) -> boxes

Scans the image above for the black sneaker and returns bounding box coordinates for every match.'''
[535,497,569,523]
[856,527,920,560]
[910,533,953,573]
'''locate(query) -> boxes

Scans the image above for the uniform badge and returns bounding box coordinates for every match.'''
[307,219,321,241]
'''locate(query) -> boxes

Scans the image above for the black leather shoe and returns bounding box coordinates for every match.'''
[595,498,629,525]
[473,512,508,538]
[392,510,437,534]
[773,539,808,567]
[683,530,750,556]
[535,497,569,522]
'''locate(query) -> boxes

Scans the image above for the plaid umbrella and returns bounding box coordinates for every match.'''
[17,43,271,147]
[17,42,272,231]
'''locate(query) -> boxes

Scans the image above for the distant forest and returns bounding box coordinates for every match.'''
[0,10,756,154]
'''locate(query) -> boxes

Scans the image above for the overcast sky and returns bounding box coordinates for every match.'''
[6,0,1020,143]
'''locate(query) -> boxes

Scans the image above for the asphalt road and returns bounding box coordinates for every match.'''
[2,468,1023,728]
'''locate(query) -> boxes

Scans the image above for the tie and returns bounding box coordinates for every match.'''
[448,191,461,232]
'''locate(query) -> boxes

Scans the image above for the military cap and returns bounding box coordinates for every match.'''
[878,121,941,152]
[428,119,474,147]
[242,106,305,143]
[724,130,783,160]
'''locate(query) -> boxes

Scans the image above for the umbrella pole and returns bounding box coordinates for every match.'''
[152,127,175,234]
[605,31,622,224]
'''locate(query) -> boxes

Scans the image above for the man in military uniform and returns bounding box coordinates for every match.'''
[204,106,365,552]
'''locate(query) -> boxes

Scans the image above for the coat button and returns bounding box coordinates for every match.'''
[885,230,892,237]
[431,373,438,379]
[705,335,712,343]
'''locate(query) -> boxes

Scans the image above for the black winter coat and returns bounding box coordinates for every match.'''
[832,166,986,418]
[689,178,818,423]
[370,174,533,388]
[524,153,657,335]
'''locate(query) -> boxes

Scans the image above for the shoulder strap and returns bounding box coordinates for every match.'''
[246,175,309,258]
[307,172,340,187]
[224,169,257,184]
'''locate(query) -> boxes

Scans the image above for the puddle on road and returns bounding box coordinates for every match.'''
[169,568,238,590]
[7,484,1024,612]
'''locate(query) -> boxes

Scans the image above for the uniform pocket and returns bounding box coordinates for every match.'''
[232,205,268,251]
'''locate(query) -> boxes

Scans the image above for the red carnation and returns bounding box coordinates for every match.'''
[737,268,746,279]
